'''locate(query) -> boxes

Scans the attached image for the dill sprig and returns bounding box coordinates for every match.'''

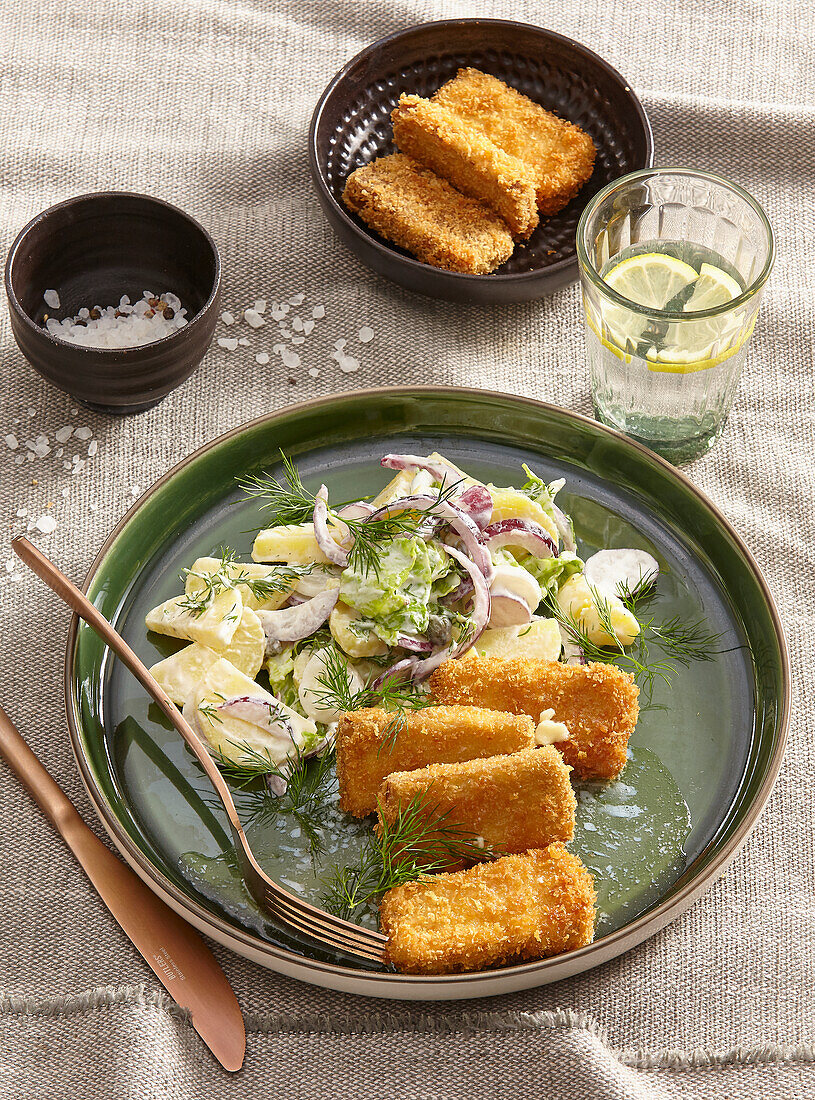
[179,546,318,617]
[240,450,464,580]
[239,452,326,526]
[208,739,336,863]
[545,583,724,707]
[320,793,496,920]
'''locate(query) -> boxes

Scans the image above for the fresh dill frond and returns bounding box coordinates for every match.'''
[617,574,659,613]
[320,793,496,920]
[179,545,319,617]
[208,740,337,863]
[197,699,225,726]
[645,615,723,666]
[239,451,322,526]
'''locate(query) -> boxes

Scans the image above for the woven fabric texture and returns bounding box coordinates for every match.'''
[0,0,812,1096]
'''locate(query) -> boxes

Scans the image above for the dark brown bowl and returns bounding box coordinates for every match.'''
[5,192,221,414]
[309,19,653,304]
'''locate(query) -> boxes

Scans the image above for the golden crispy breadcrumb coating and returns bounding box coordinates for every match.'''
[429,657,639,780]
[377,746,575,863]
[342,153,514,274]
[335,705,535,817]
[432,68,596,216]
[391,95,539,239]
[380,844,596,975]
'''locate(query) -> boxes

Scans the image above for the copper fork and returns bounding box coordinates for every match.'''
[13,536,386,965]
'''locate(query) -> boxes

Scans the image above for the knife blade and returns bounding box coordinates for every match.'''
[0,704,245,1071]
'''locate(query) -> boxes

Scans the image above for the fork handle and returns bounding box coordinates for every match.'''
[0,704,83,836]
[11,535,244,834]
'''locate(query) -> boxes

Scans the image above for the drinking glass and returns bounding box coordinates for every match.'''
[577,168,774,464]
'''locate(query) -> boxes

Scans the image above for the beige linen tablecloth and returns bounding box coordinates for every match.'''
[0,1,812,1096]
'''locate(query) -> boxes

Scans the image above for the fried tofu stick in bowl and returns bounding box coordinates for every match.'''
[429,656,639,780]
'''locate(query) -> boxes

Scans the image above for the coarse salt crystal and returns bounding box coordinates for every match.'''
[5,560,13,573]
[61,488,69,497]
[302,319,315,336]
[221,311,235,326]
[4,434,18,450]
[255,352,270,365]
[311,305,325,319]
[281,349,300,369]
[16,508,27,518]
[74,426,92,441]
[339,356,360,373]
[253,300,267,314]
[55,426,73,444]
[291,335,305,345]
[288,294,305,306]
[308,367,319,378]
[244,309,264,329]
[291,317,304,332]
[238,337,250,346]
[56,448,63,458]
[88,440,98,457]
[131,486,140,497]
[358,326,374,343]
[35,514,56,535]
[218,337,239,351]
[89,503,98,512]
[334,339,346,351]
[44,289,60,309]
[28,408,36,418]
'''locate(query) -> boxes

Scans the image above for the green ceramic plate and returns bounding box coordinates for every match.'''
[65,388,788,999]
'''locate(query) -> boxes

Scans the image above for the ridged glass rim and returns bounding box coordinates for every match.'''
[576,167,775,322]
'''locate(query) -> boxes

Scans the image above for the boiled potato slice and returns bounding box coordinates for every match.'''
[145,587,243,649]
[185,657,316,766]
[148,607,265,705]
[556,574,640,647]
[329,601,388,658]
[185,556,292,611]
[252,523,333,566]
[473,618,561,661]
[150,643,221,706]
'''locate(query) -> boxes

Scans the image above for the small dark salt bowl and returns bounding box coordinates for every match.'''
[309,19,654,304]
[5,192,220,414]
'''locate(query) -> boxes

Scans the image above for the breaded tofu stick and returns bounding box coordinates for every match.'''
[342,153,514,274]
[380,844,596,974]
[336,705,535,817]
[391,95,539,239]
[432,68,597,215]
[429,657,639,780]
[377,747,575,863]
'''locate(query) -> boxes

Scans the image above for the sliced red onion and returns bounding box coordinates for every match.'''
[266,773,288,797]
[488,590,533,627]
[217,695,295,738]
[381,454,465,487]
[457,485,493,530]
[371,657,417,691]
[257,587,338,644]
[483,518,557,559]
[281,592,306,607]
[366,493,494,582]
[407,542,491,679]
[397,633,433,653]
[441,574,474,606]
[559,625,586,665]
[313,485,349,567]
[337,501,376,519]
[550,503,576,554]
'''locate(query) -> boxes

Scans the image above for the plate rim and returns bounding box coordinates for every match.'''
[307,17,655,285]
[63,386,790,997]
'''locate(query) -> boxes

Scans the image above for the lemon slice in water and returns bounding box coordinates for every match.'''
[604,253,698,310]
[682,262,742,312]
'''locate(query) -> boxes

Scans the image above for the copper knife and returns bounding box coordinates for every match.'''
[0,704,245,1071]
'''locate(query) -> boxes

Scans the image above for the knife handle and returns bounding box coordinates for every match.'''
[0,704,86,838]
